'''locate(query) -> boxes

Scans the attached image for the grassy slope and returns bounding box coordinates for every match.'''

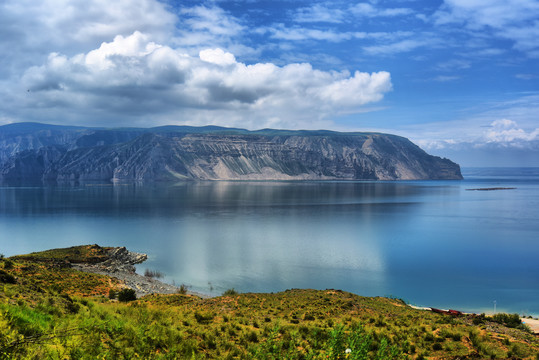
[1,246,538,359]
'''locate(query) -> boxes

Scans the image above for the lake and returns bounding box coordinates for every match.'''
[1,168,538,316]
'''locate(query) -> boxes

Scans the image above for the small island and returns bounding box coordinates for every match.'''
[1,245,537,359]
[466,187,517,191]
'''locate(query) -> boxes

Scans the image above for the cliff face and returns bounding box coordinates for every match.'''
[0,123,462,181]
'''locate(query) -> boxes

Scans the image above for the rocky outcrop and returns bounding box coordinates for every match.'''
[0,122,463,181]
[71,247,184,297]
[92,247,148,273]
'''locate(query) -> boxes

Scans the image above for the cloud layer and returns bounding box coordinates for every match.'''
[434,0,539,57]
[18,31,392,128]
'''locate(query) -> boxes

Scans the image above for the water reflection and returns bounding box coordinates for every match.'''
[1,178,538,315]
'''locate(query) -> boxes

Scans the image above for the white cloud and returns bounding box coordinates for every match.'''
[435,59,471,71]
[411,118,539,152]
[363,38,433,55]
[291,2,414,24]
[261,24,414,44]
[434,0,539,57]
[199,48,237,66]
[172,4,256,58]
[484,119,539,145]
[432,75,460,82]
[350,3,414,18]
[294,4,346,23]
[17,32,392,128]
[0,0,175,56]
[262,25,355,42]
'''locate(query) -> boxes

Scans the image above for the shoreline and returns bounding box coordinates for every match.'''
[10,244,539,329]
[68,245,209,298]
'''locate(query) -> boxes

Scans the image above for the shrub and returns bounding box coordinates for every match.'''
[108,289,117,300]
[0,269,16,284]
[246,330,259,343]
[144,269,164,279]
[473,313,486,325]
[222,288,238,296]
[492,313,521,328]
[117,288,137,302]
[178,284,188,295]
[3,259,14,270]
[194,311,214,324]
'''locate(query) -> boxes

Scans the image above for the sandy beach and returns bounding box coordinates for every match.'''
[410,305,539,334]
[522,318,539,334]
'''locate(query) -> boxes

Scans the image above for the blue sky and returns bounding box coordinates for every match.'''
[0,0,538,166]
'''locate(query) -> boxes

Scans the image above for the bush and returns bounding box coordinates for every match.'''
[222,288,238,296]
[0,269,16,284]
[492,313,521,328]
[144,269,164,279]
[108,289,117,300]
[473,313,486,325]
[178,284,188,295]
[117,288,137,302]
[194,311,214,324]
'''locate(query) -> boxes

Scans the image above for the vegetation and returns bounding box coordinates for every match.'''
[0,245,538,359]
[144,269,164,279]
[117,288,137,302]
[222,288,239,296]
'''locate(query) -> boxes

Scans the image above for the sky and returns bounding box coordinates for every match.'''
[0,0,538,166]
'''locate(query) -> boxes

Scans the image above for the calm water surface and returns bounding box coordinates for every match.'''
[1,168,538,316]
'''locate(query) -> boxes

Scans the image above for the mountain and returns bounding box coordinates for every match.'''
[0,122,462,181]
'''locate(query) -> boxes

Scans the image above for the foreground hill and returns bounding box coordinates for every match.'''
[1,245,537,359]
[0,122,462,181]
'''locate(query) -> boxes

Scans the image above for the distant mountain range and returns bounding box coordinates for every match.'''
[0,122,462,181]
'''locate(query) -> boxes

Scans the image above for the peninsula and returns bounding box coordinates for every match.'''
[0,122,462,182]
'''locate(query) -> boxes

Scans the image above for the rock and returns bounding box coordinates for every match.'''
[0,123,463,182]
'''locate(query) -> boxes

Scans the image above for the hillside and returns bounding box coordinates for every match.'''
[1,245,537,359]
[0,123,462,182]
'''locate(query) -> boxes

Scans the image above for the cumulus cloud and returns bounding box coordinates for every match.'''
[484,119,539,145]
[414,118,539,153]
[18,32,392,128]
[0,0,175,61]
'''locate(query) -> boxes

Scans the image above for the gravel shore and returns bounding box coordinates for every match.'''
[71,246,207,298]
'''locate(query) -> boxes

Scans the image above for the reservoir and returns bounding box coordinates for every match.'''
[1,168,538,316]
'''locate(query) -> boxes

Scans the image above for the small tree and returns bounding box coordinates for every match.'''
[178,284,188,295]
[222,288,238,296]
[3,259,13,270]
[0,269,16,284]
[108,289,117,300]
[118,288,137,302]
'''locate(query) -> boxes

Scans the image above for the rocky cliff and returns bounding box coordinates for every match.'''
[0,123,462,181]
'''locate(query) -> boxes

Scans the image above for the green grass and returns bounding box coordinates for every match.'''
[1,246,538,359]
